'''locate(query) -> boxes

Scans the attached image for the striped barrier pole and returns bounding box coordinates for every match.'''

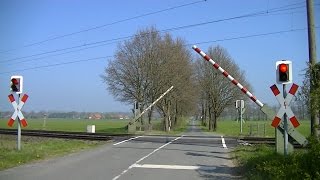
[192,45,264,108]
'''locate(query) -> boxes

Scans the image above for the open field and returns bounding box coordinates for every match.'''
[201,120,311,138]
[1,118,311,137]
[0,118,187,135]
[0,118,134,134]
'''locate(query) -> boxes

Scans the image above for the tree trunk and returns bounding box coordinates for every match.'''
[213,114,217,131]
[139,106,144,126]
[167,101,171,131]
[162,101,171,132]
[174,100,178,126]
[208,109,213,131]
[201,101,206,126]
[148,106,154,124]
[204,101,209,127]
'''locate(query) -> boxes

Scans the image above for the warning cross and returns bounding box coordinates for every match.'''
[270,83,299,128]
[8,94,29,127]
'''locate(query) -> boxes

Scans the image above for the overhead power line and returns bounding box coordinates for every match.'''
[5,42,116,66]
[188,27,316,46]
[0,2,309,64]
[0,0,207,54]
[0,56,111,74]
[2,26,317,75]
[5,10,307,67]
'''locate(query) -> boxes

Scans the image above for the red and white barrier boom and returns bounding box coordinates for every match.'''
[192,45,307,146]
[193,45,263,108]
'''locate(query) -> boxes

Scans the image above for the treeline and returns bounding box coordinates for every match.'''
[101,26,314,132]
[102,27,196,131]
[101,27,253,132]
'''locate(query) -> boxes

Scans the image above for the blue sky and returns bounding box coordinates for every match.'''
[0,0,319,112]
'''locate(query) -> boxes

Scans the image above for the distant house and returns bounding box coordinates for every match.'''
[88,113,103,120]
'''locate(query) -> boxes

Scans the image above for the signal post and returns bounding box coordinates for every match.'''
[9,75,29,150]
[235,100,245,134]
[272,60,300,155]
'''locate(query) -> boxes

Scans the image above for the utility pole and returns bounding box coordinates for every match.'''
[306,0,318,136]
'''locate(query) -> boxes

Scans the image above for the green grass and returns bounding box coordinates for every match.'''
[0,118,185,135]
[0,118,130,134]
[0,134,104,170]
[233,138,320,180]
[201,120,311,137]
[143,118,189,135]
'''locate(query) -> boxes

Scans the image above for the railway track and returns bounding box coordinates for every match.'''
[238,137,275,145]
[0,128,133,141]
[238,136,304,148]
[0,128,305,148]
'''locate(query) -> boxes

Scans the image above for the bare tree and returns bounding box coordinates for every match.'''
[102,27,197,131]
[154,35,196,131]
[195,46,251,131]
[101,27,162,124]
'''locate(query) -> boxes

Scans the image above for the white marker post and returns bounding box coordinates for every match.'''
[236,100,245,134]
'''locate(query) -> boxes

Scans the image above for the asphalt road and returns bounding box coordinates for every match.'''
[0,121,240,180]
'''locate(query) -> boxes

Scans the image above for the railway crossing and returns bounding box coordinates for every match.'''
[192,45,307,154]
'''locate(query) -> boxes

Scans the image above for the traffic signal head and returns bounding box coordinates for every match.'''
[276,60,292,84]
[10,76,23,94]
[279,63,289,81]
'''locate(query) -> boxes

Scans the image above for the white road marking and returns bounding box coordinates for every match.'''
[133,164,216,171]
[112,135,183,180]
[113,136,143,146]
[221,136,228,149]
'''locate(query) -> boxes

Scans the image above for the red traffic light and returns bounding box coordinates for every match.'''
[276,60,292,84]
[278,63,289,82]
[279,64,288,73]
[10,76,23,94]
[11,78,18,84]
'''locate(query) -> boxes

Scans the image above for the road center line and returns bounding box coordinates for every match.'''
[221,136,228,149]
[132,164,216,171]
[112,135,183,180]
[113,136,143,146]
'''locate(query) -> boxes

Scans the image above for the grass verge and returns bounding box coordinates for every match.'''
[232,137,320,179]
[0,134,104,170]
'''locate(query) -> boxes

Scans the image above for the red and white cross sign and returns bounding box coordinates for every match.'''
[8,94,29,127]
[270,83,300,128]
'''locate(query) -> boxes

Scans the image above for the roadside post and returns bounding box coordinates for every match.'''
[235,100,245,134]
[270,60,300,155]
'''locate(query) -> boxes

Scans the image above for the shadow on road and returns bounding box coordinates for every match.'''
[196,164,243,180]
[185,152,234,161]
